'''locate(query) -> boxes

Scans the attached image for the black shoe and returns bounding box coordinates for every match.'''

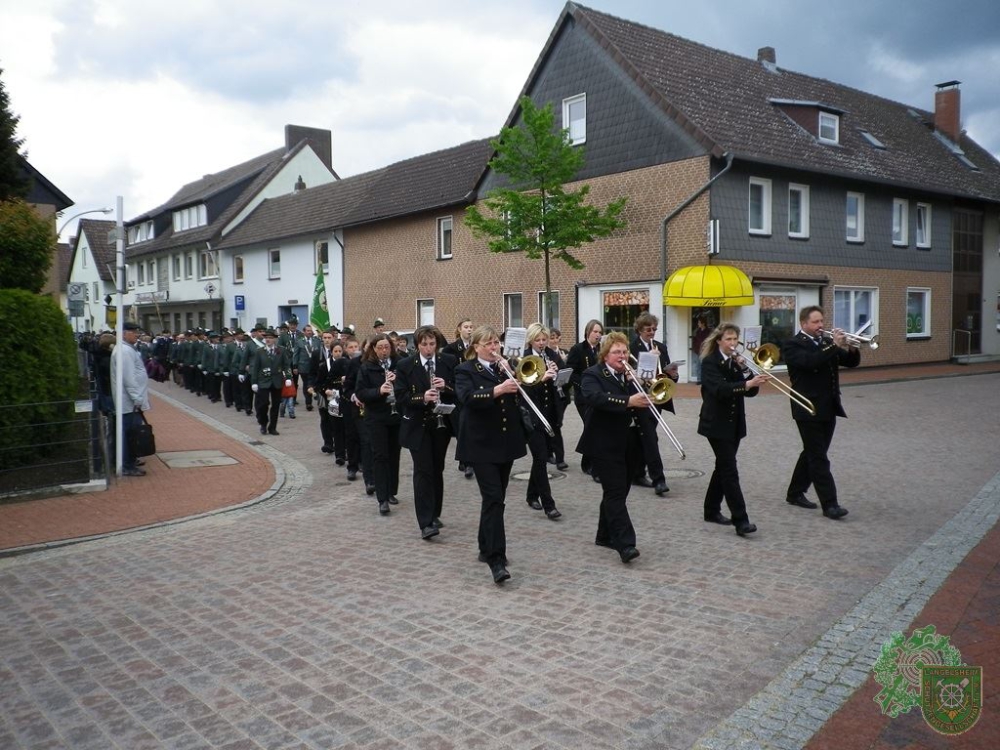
[268,429,279,435]
[246,410,253,416]
[823,505,849,519]
[260,426,267,435]
[491,564,511,583]
[619,546,641,563]
[288,414,296,419]
[135,459,145,466]
[458,462,466,472]
[595,538,613,549]
[545,508,562,520]
[787,493,818,509]
[388,496,399,505]
[306,405,314,412]
[592,474,601,483]
[704,513,732,525]
[321,445,334,454]
[582,465,592,476]
[122,467,146,477]
[347,470,358,481]
[654,481,669,496]
[421,525,439,540]
[366,484,376,496]
[335,457,345,466]
[527,499,543,510]
[378,501,390,515]
[735,521,758,536]
[632,476,653,488]
[433,518,444,528]
[547,454,556,465]
[556,462,569,471]
[464,466,474,479]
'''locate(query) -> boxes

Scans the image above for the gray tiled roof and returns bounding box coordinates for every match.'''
[76,219,118,282]
[571,4,1000,201]
[215,137,494,249]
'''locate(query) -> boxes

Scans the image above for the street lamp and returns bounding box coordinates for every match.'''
[57,207,114,240]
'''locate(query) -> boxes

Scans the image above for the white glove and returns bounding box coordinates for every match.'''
[223,372,229,377]
[284,379,292,387]
[238,374,245,383]
[251,384,259,393]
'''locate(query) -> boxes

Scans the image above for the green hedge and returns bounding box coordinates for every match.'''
[0,289,82,488]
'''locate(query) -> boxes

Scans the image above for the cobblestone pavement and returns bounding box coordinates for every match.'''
[1,371,998,749]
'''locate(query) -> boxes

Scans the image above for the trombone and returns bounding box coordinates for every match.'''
[735,342,817,416]
[627,353,677,406]
[621,359,686,460]
[493,355,555,437]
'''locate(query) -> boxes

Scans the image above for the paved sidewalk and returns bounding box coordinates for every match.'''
[0,360,998,749]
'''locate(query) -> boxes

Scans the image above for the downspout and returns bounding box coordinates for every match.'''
[659,152,735,310]
[332,231,346,328]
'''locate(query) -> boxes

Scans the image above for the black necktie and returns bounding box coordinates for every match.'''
[491,362,500,378]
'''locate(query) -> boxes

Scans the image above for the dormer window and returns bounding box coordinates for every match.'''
[127,220,155,245]
[172,204,208,233]
[818,112,840,144]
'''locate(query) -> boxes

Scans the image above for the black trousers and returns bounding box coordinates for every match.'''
[318,406,334,450]
[526,427,555,511]
[635,410,665,483]
[368,420,400,503]
[343,402,361,471]
[240,377,254,413]
[704,437,749,524]
[300,373,314,408]
[358,416,374,485]
[409,424,451,529]
[255,387,282,430]
[206,372,221,402]
[223,372,235,406]
[591,454,638,552]
[228,373,241,409]
[472,461,513,566]
[788,419,839,508]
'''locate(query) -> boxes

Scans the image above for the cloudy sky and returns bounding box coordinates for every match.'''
[3,0,998,239]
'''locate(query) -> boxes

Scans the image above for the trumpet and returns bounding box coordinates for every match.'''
[621,360,685,460]
[819,327,879,350]
[735,342,817,416]
[493,355,555,437]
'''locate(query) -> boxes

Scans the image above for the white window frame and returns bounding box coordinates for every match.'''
[503,292,523,329]
[537,290,560,330]
[563,93,587,145]
[184,253,194,279]
[172,254,181,281]
[198,249,217,279]
[315,240,329,273]
[147,259,155,286]
[787,183,810,238]
[417,298,435,327]
[137,263,145,286]
[437,216,453,260]
[846,192,865,243]
[748,177,772,235]
[818,112,840,144]
[906,287,931,337]
[268,248,281,279]
[892,199,909,246]
[233,255,244,284]
[915,203,932,248]
[833,287,878,340]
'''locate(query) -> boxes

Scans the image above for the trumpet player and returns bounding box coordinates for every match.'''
[698,324,768,536]
[576,332,649,563]
[629,312,678,496]
[355,334,402,515]
[781,306,860,520]
[394,326,458,540]
[520,324,564,520]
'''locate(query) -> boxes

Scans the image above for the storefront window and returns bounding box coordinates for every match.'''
[759,292,797,347]
[603,289,649,335]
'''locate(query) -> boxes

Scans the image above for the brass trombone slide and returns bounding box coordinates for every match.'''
[493,355,556,437]
[621,360,686,460]
[736,342,816,416]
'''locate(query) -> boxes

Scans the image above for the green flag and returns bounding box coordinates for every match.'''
[310,271,330,330]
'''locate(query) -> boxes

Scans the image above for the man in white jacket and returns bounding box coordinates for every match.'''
[111,322,151,476]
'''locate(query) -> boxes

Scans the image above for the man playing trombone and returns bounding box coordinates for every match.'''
[781,306,861,519]
[629,312,678,496]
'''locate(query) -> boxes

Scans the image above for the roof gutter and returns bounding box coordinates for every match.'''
[659,151,735,302]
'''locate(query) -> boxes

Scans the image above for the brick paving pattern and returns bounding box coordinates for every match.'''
[1,363,998,749]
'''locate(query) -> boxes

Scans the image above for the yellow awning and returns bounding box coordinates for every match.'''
[663,265,754,307]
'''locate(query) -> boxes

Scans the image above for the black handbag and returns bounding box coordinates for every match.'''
[129,411,157,457]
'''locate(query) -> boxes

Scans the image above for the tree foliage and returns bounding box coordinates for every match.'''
[0,67,28,201]
[465,96,626,322]
[0,198,56,293]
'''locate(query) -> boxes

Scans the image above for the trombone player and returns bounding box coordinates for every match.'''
[782,306,861,519]
[629,312,678,495]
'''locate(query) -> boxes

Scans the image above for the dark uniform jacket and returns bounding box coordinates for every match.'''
[394,352,458,450]
[565,340,599,403]
[629,335,677,414]
[518,346,565,428]
[454,360,528,464]
[442,338,469,361]
[781,332,860,422]
[250,346,290,389]
[575,363,638,459]
[355,357,402,425]
[697,351,759,441]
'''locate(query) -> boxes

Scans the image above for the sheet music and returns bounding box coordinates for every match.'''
[554,368,573,387]
[503,327,527,359]
[636,350,658,380]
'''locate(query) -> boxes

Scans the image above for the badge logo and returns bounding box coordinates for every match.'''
[920,666,982,735]
[872,625,962,717]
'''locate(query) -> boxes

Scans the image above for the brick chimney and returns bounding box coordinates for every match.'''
[285,125,333,170]
[758,46,776,65]
[934,81,961,142]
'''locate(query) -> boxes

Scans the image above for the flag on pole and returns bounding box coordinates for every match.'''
[311,271,330,331]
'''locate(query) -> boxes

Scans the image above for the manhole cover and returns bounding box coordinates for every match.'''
[512,471,562,481]
[665,468,705,479]
[158,450,240,469]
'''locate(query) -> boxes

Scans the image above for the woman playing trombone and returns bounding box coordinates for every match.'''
[698,323,768,537]
[519,323,564,520]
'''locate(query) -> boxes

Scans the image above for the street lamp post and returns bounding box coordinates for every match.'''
[57,207,114,240]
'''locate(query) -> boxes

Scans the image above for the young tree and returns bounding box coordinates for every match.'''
[0,199,56,293]
[465,96,626,327]
[0,67,29,201]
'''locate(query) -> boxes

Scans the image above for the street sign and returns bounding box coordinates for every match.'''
[68,283,85,301]
[234,295,245,311]
[69,300,85,317]
[204,282,217,296]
